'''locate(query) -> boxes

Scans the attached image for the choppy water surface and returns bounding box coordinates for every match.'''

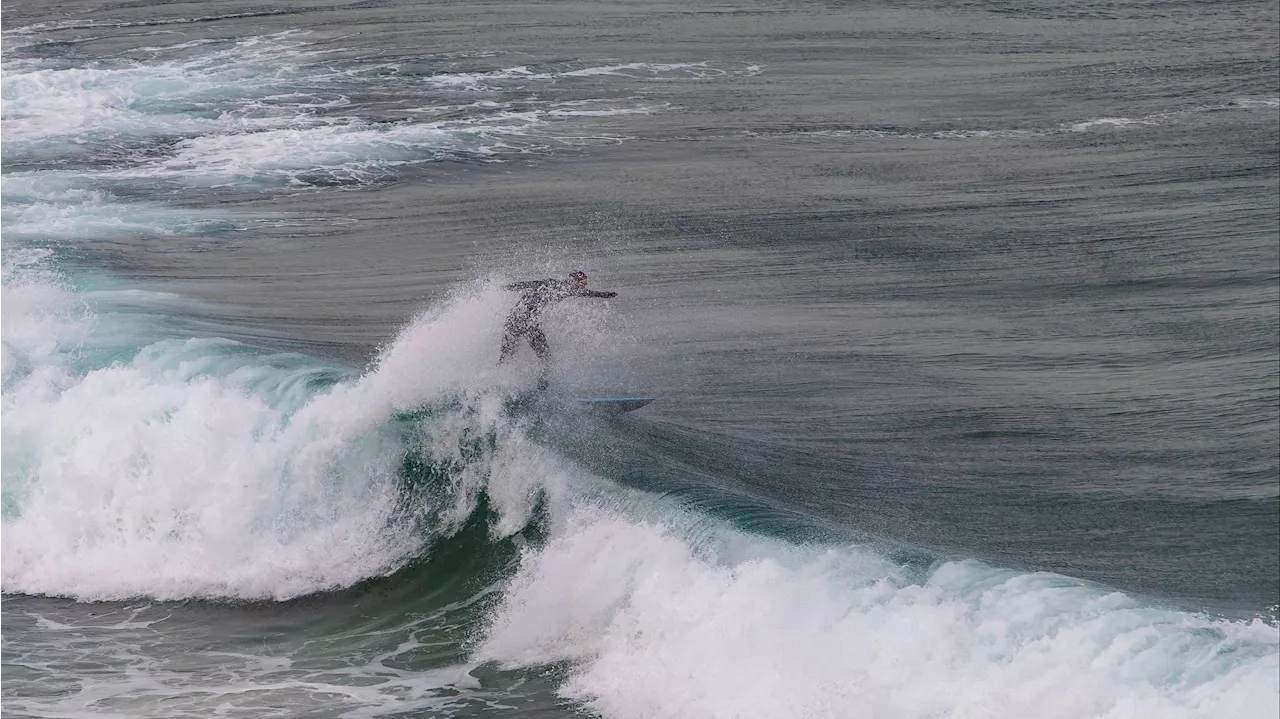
[2,0,1277,717]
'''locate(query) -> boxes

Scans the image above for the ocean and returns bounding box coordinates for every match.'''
[2,0,1277,717]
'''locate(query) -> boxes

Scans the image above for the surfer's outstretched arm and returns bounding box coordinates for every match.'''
[574,290,617,298]
[505,279,553,291]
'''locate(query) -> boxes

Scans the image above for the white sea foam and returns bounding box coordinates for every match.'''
[425,65,554,90]
[559,61,725,79]
[1,337,411,599]
[0,34,328,146]
[106,103,662,184]
[422,61,755,91]
[0,250,91,392]
[128,118,535,184]
[2,185,236,239]
[544,101,668,118]
[480,506,1280,719]
[1226,97,1280,110]
[1068,116,1163,132]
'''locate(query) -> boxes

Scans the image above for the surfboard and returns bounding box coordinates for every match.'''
[575,397,655,413]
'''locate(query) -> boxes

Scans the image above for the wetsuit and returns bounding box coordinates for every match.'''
[499,279,616,362]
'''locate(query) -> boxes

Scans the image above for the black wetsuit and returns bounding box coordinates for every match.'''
[499,279,616,362]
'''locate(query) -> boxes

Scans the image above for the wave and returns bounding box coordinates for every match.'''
[0,252,541,600]
[478,505,1278,719]
[3,252,1276,716]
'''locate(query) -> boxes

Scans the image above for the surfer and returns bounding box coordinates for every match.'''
[499,271,617,386]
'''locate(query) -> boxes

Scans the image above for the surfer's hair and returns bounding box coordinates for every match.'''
[568,270,588,281]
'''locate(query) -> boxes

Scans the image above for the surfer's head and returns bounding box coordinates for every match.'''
[568,270,588,288]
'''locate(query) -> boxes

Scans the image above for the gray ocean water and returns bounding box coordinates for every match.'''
[2,0,1278,717]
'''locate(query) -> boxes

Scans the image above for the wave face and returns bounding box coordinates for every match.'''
[3,0,1278,717]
